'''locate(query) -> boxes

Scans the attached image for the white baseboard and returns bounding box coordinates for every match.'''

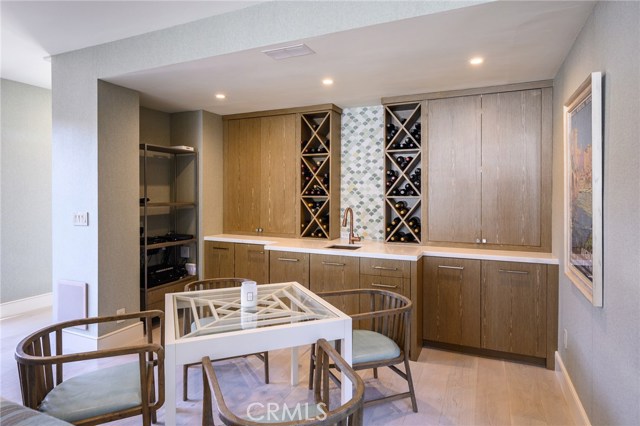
[555,351,591,426]
[0,292,52,319]
[63,321,144,352]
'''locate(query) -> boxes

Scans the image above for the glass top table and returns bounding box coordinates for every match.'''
[173,282,338,339]
[164,281,353,426]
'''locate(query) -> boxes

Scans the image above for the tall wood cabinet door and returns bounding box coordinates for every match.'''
[269,251,310,287]
[309,254,360,315]
[481,261,547,357]
[204,241,235,279]
[260,115,298,236]
[427,96,482,244]
[223,118,261,233]
[423,257,481,347]
[234,243,269,284]
[481,90,542,246]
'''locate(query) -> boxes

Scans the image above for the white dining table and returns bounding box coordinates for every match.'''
[163,281,353,426]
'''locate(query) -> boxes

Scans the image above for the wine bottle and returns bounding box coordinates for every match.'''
[394,201,407,210]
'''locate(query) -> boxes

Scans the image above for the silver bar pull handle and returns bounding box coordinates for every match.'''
[372,266,398,271]
[277,258,299,262]
[499,269,529,275]
[438,265,465,270]
[210,247,229,251]
[322,262,346,267]
[371,283,399,289]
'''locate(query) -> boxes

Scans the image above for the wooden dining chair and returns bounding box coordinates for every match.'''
[309,289,417,412]
[202,338,364,426]
[181,278,269,401]
[14,310,164,426]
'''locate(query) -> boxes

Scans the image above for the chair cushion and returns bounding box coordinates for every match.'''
[0,398,72,425]
[352,330,401,364]
[38,361,142,423]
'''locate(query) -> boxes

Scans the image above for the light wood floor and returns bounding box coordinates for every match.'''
[0,308,576,425]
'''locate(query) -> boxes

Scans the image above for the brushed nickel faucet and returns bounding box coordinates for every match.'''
[342,207,361,245]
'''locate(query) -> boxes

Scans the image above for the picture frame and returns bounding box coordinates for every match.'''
[563,72,603,307]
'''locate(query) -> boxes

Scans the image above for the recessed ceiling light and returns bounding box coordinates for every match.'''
[469,57,484,65]
[322,78,334,86]
[215,93,226,99]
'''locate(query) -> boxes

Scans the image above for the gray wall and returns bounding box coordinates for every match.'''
[552,2,640,424]
[96,81,139,333]
[0,79,52,303]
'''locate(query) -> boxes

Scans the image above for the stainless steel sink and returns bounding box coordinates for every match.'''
[325,244,361,250]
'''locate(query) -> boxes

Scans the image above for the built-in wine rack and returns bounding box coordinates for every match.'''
[384,102,423,244]
[299,108,341,239]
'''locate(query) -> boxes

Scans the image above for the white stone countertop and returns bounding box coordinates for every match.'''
[204,234,559,264]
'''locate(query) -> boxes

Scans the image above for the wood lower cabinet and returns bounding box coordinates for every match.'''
[204,241,235,279]
[423,257,557,368]
[269,251,310,287]
[423,257,481,347]
[481,261,547,358]
[309,254,360,315]
[234,243,269,284]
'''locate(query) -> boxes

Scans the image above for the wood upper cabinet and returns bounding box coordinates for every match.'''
[481,90,544,247]
[427,95,482,244]
[426,87,552,250]
[269,250,310,287]
[481,260,547,358]
[234,243,269,284]
[224,118,261,234]
[260,115,297,236]
[423,257,481,347]
[309,254,360,315]
[204,241,235,279]
[223,115,297,237]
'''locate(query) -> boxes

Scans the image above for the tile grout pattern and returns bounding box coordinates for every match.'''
[340,106,385,242]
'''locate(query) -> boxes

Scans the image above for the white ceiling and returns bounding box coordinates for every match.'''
[106,1,595,114]
[1,1,595,115]
[0,1,263,88]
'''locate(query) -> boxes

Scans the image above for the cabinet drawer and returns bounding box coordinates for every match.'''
[360,257,410,278]
[269,251,310,287]
[204,241,235,279]
[360,275,409,298]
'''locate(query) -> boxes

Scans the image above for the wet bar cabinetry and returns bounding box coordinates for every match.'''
[423,256,558,368]
[222,104,341,239]
[383,81,553,251]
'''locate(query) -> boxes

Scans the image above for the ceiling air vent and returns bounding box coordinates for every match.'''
[262,43,315,60]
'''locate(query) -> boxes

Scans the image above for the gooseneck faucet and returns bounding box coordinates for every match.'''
[342,207,361,245]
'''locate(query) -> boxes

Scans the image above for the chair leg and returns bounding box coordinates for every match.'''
[202,365,215,426]
[373,367,378,379]
[308,343,316,390]
[263,352,270,384]
[183,364,190,401]
[404,357,418,413]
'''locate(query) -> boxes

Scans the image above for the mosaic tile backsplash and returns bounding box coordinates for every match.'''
[340,106,385,241]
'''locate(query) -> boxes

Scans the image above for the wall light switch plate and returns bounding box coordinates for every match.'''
[73,212,89,226]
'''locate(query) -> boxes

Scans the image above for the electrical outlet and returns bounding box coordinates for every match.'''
[180,246,190,258]
[73,212,89,226]
[564,328,568,349]
[116,308,126,323]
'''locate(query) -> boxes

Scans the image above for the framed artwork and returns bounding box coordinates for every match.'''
[564,72,603,307]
